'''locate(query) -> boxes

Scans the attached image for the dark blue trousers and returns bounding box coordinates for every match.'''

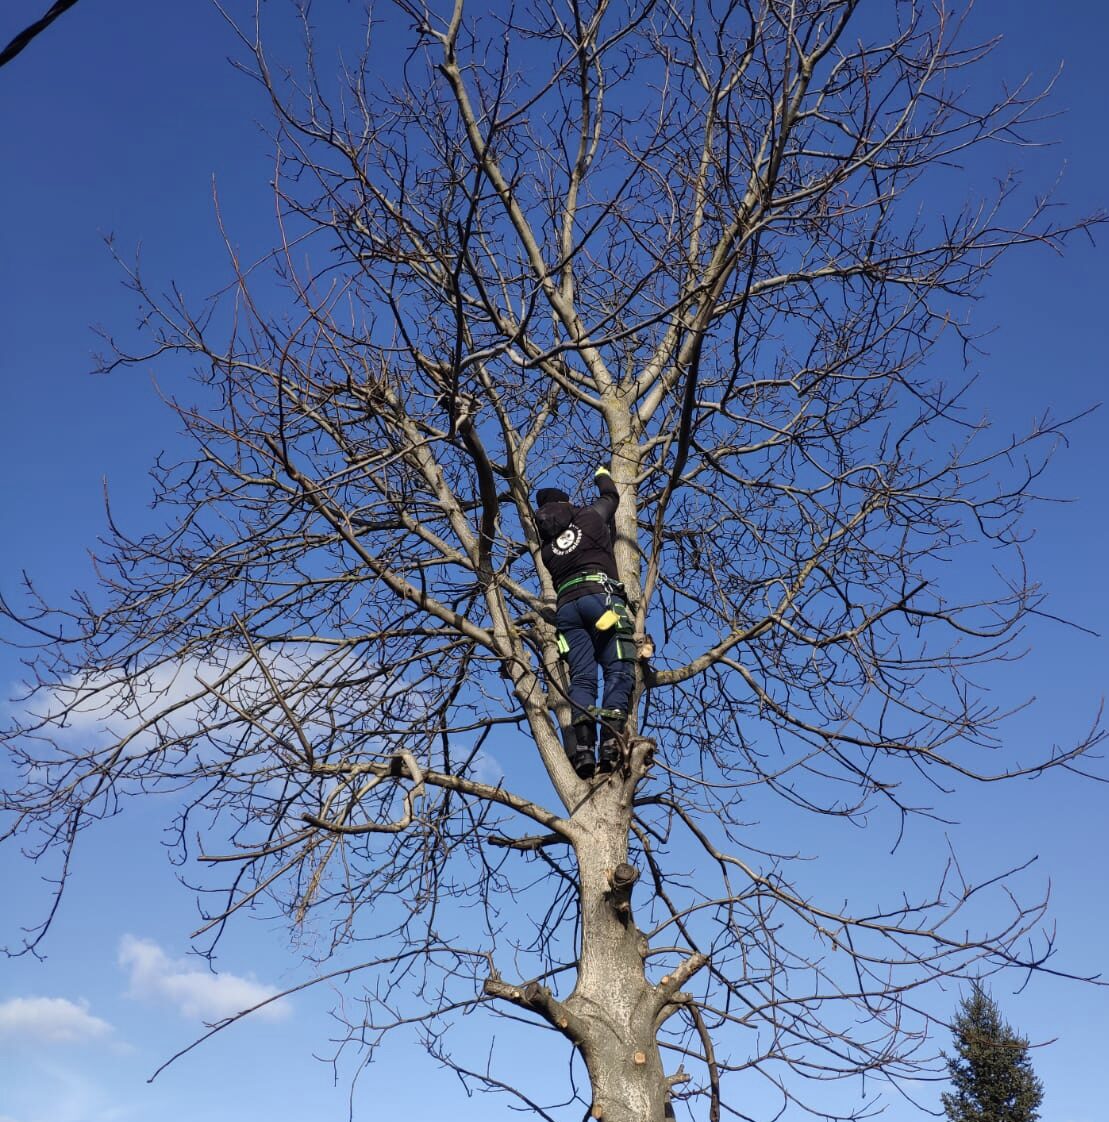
[555,593,635,727]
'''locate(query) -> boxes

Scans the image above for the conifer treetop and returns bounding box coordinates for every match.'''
[942,984,1045,1122]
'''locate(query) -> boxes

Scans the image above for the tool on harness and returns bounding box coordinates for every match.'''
[594,600,637,661]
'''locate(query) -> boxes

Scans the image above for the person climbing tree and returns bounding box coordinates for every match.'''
[534,466,636,779]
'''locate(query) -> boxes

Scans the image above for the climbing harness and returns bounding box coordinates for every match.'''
[554,571,637,662]
[555,571,622,598]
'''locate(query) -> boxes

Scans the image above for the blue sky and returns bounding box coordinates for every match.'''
[1,2,1107,1120]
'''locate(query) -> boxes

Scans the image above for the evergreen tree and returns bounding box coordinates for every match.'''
[942,985,1044,1122]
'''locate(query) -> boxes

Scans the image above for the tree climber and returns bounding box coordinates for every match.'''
[534,466,636,779]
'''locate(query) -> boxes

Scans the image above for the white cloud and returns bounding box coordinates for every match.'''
[438,736,504,785]
[0,1060,132,1122]
[118,935,289,1023]
[8,645,494,792]
[24,648,307,746]
[472,749,504,784]
[0,996,113,1045]
[10,644,411,765]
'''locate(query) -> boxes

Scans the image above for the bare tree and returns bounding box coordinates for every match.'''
[0,1,82,70]
[2,2,1103,1120]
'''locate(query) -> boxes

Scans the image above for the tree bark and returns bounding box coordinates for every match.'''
[568,779,669,1122]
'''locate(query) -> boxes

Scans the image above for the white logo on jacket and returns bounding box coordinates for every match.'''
[552,525,582,555]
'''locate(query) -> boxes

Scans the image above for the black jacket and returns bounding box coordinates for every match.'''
[535,473,620,602]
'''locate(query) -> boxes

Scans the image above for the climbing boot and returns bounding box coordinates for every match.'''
[597,742,620,774]
[597,716,626,775]
[567,719,597,780]
[570,749,596,779]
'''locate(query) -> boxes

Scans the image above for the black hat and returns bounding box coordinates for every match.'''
[535,487,570,507]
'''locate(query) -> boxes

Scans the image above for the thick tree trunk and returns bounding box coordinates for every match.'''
[571,415,666,1118]
[567,776,669,1122]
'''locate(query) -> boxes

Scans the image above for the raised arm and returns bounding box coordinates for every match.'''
[587,465,620,524]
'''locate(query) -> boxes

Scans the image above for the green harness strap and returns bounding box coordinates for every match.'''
[555,571,611,598]
[554,573,637,664]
